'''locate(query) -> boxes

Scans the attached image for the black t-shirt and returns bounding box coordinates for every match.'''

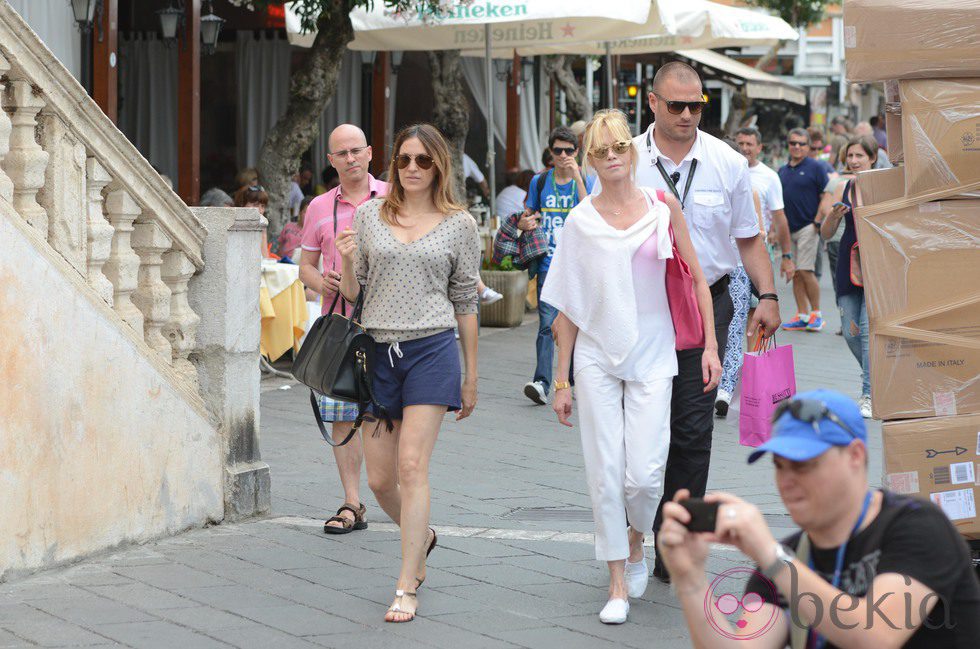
[745,490,980,648]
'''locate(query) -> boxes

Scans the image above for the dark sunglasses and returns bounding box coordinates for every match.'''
[773,398,860,439]
[589,140,632,158]
[395,153,435,170]
[551,146,577,156]
[787,140,809,147]
[329,146,368,158]
[655,93,707,115]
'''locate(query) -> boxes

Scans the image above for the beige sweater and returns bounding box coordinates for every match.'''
[353,198,481,343]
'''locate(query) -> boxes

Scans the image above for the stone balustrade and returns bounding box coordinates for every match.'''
[0,4,207,395]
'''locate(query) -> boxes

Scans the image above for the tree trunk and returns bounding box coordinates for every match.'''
[428,50,469,202]
[723,88,752,135]
[256,4,353,236]
[755,40,784,73]
[544,55,591,122]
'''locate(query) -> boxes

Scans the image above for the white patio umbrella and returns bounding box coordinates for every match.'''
[516,0,799,57]
[285,1,667,216]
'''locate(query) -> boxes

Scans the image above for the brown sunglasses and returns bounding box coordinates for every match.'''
[655,93,708,116]
[589,140,632,158]
[395,153,435,170]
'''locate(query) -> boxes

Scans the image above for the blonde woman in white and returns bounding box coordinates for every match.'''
[542,110,719,624]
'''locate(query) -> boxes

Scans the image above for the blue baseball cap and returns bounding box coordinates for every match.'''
[748,389,867,464]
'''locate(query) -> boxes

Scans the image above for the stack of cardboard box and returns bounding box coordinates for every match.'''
[844,0,980,540]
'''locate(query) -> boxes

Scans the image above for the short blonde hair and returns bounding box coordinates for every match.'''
[582,109,638,179]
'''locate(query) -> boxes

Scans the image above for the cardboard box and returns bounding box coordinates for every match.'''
[853,174,980,420]
[854,167,904,206]
[843,0,980,83]
[883,414,980,540]
[901,79,980,198]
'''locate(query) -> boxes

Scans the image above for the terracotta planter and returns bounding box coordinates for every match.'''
[479,270,529,327]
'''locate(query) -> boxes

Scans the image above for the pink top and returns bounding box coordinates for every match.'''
[301,175,389,315]
[277,222,303,257]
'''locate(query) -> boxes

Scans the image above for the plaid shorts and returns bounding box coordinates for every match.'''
[316,393,360,423]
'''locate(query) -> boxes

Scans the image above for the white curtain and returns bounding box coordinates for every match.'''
[312,51,364,182]
[518,64,549,171]
[118,34,178,182]
[461,57,507,150]
[7,0,81,81]
[236,32,291,169]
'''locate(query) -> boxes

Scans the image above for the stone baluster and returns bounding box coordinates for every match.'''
[132,219,174,361]
[0,53,13,202]
[85,158,114,305]
[1,77,48,234]
[102,183,144,333]
[37,111,87,275]
[162,250,201,388]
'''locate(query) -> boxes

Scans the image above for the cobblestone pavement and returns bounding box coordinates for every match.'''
[1,276,881,647]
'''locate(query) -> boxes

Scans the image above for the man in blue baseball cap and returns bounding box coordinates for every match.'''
[657,389,980,648]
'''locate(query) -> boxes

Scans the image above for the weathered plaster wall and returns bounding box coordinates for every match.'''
[0,212,223,579]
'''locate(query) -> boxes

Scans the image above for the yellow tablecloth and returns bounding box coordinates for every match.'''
[259,262,308,361]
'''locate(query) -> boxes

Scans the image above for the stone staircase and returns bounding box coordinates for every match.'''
[0,2,269,580]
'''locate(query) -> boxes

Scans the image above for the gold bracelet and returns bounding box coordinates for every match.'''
[553,380,571,391]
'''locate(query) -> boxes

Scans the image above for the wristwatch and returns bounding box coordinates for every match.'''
[762,543,795,580]
[781,252,793,260]
[553,380,572,391]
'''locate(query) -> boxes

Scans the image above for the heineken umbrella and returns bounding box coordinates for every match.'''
[286,1,664,216]
[516,0,799,56]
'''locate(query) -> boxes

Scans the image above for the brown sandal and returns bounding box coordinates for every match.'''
[323,503,367,535]
[385,590,418,623]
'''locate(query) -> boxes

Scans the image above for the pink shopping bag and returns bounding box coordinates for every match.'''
[739,335,796,447]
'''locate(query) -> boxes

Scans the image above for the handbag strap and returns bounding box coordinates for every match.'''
[309,390,359,447]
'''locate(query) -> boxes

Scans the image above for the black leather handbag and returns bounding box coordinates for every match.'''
[292,290,392,446]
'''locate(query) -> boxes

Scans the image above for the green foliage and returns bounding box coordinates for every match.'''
[745,0,831,29]
[482,255,516,271]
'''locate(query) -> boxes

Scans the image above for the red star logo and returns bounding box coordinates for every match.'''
[560,23,575,37]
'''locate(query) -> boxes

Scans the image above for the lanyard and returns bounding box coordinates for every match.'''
[646,127,697,210]
[548,168,576,205]
[656,158,698,211]
[808,490,874,649]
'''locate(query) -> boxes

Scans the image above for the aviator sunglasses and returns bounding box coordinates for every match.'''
[655,93,708,115]
[772,398,860,439]
[589,140,632,158]
[395,153,435,170]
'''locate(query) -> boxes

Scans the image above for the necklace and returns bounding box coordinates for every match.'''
[601,190,638,217]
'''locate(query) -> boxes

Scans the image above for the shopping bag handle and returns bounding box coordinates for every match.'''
[750,329,776,353]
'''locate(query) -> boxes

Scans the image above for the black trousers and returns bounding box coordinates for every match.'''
[652,285,735,542]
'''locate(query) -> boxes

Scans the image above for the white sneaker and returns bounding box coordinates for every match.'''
[481,286,503,304]
[625,558,649,598]
[859,395,873,419]
[523,381,547,405]
[599,598,629,624]
[715,389,732,419]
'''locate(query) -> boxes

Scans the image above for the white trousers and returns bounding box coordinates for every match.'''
[575,365,672,561]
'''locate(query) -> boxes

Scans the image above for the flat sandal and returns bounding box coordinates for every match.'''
[323,502,367,535]
[385,589,418,623]
[415,527,438,589]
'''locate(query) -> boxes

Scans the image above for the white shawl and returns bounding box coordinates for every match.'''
[541,193,673,365]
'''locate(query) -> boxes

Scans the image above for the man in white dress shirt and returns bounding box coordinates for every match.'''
[634,63,783,582]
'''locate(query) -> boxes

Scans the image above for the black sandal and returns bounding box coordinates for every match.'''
[323,503,367,535]
[415,527,438,589]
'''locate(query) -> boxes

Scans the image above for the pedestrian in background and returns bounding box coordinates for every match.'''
[298,124,388,536]
[520,127,596,406]
[543,109,717,624]
[779,128,829,333]
[820,136,878,419]
[337,123,481,624]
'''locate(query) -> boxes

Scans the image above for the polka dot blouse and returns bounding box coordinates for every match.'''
[353,198,481,343]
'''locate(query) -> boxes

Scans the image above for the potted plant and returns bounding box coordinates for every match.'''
[479,255,529,327]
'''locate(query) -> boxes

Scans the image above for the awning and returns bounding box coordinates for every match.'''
[676,48,807,106]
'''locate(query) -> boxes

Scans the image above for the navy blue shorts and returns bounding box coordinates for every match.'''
[370,329,461,420]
